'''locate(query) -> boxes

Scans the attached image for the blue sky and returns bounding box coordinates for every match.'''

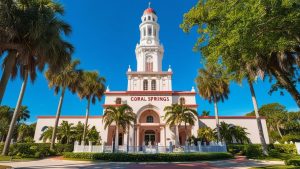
[1,0,299,123]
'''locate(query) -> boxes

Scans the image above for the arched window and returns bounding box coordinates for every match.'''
[146,116,154,123]
[143,80,148,91]
[154,28,157,37]
[153,17,155,21]
[151,80,156,91]
[146,56,153,72]
[144,17,146,21]
[143,27,146,36]
[41,126,48,132]
[148,16,151,20]
[148,26,152,36]
[179,97,185,105]
[116,98,122,104]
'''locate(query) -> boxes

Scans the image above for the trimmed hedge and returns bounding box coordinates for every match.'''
[285,158,300,166]
[273,144,297,154]
[0,143,73,158]
[63,152,233,162]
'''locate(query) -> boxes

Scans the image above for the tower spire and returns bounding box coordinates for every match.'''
[148,2,151,8]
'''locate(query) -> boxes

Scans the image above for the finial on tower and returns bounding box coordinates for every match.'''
[168,65,172,72]
[128,65,132,72]
[148,2,151,8]
[106,85,110,92]
[191,86,195,92]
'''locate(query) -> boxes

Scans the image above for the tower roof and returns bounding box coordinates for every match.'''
[144,7,156,15]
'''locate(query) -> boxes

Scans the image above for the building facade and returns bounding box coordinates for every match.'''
[34,7,269,146]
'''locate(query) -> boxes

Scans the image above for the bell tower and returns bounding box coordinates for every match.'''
[135,2,164,72]
[127,3,172,91]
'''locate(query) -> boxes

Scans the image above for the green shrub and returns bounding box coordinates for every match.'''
[63,152,233,162]
[0,143,73,158]
[227,144,247,155]
[285,158,300,166]
[281,134,300,143]
[274,144,297,154]
[244,144,263,158]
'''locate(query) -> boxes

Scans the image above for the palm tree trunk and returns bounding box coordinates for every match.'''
[82,98,91,143]
[115,124,119,152]
[127,126,130,153]
[0,52,16,105]
[2,71,28,156]
[272,68,300,107]
[248,80,268,156]
[50,87,66,150]
[213,97,221,141]
[175,125,179,147]
[276,123,283,138]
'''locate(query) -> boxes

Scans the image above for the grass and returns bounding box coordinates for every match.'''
[0,165,12,169]
[250,153,296,161]
[251,165,300,169]
[0,155,37,162]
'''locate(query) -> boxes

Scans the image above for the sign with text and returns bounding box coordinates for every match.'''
[130,96,170,102]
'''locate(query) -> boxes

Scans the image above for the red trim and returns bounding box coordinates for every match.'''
[37,116,103,119]
[199,116,266,119]
[102,104,198,108]
[105,91,196,96]
[127,71,173,75]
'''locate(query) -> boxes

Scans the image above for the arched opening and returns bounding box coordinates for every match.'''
[116,98,122,104]
[146,56,153,72]
[143,80,148,91]
[179,97,185,105]
[146,116,154,123]
[151,80,156,90]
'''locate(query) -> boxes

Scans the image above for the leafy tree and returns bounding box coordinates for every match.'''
[45,60,82,150]
[196,65,229,141]
[17,123,35,142]
[181,0,300,106]
[217,122,250,144]
[77,71,105,142]
[40,127,54,143]
[1,0,73,156]
[103,104,135,152]
[164,103,198,146]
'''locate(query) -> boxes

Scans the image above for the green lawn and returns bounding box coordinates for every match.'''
[251,166,300,169]
[0,155,37,162]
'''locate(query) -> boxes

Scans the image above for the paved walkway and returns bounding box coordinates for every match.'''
[0,156,285,169]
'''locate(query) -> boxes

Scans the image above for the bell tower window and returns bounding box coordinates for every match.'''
[148,26,152,36]
[179,97,186,105]
[146,56,153,72]
[151,80,156,90]
[143,80,148,91]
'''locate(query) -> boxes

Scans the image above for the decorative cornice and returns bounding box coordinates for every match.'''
[104,91,197,96]
[37,116,103,119]
[198,116,266,119]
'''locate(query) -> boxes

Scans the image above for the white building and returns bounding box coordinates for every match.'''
[34,6,269,146]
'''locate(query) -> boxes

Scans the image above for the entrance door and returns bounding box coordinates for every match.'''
[144,130,155,145]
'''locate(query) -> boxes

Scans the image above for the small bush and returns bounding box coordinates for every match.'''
[281,134,300,143]
[285,158,300,166]
[244,144,263,158]
[63,152,233,162]
[273,144,297,154]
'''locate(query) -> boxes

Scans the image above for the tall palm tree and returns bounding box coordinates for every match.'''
[163,104,197,146]
[0,0,73,104]
[77,71,105,143]
[196,65,229,141]
[1,0,73,156]
[103,104,136,152]
[45,60,81,150]
[73,122,84,143]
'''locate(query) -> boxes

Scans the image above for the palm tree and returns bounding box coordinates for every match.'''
[17,123,30,142]
[163,104,197,147]
[58,121,75,144]
[73,122,84,143]
[197,127,215,144]
[201,110,210,116]
[0,0,73,104]
[196,65,229,141]
[103,104,136,152]
[1,0,73,156]
[45,60,81,150]
[77,71,105,142]
[232,126,250,144]
[40,127,54,143]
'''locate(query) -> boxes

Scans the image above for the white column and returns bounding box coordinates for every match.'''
[160,126,165,146]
